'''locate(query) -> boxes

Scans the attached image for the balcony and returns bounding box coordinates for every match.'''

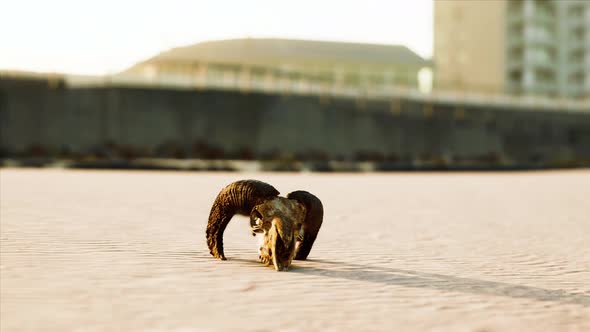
[526,56,556,70]
[524,28,557,47]
[507,32,525,48]
[507,11,525,26]
[529,82,559,96]
[506,56,525,72]
[507,7,555,25]
[566,84,588,99]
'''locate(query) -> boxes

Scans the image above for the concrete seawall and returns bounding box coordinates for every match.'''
[1,76,589,169]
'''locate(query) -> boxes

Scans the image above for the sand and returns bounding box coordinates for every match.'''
[1,168,589,331]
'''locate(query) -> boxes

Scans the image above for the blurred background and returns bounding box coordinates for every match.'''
[1,0,589,171]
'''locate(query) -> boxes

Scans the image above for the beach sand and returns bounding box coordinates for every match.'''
[1,169,589,331]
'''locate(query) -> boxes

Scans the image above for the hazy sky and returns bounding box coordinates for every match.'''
[0,0,433,75]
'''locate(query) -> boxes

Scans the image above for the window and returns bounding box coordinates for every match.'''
[509,70,523,82]
[568,4,584,18]
[569,49,585,63]
[534,0,555,15]
[452,6,462,20]
[535,68,555,82]
[569,72,584,85]
[571,26,585,42]
[509,46,524,59]
[508,0,523,12]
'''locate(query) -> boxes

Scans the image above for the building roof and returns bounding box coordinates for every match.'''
[132,38,427,69]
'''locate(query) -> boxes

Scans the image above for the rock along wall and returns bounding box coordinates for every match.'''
[1,76,589,168]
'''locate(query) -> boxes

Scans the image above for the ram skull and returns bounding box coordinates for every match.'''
[206,180,324,271]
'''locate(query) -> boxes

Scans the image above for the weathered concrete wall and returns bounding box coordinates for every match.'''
[1,77,589,168]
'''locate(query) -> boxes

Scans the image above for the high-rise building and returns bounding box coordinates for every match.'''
[434,0,590,99]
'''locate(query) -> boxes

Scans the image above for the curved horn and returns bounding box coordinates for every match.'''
[206,180,279,260]
[287,190,323,260]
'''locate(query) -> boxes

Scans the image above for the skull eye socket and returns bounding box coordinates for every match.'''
[251,209,263,220]
[250,209,264,232]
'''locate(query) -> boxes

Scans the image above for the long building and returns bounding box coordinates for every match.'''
[121,38,428,94]
[434,0,590,99]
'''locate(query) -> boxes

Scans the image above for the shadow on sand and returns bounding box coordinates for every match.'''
[285,259,590,307]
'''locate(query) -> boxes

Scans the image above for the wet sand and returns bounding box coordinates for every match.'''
[1,169,589,331]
